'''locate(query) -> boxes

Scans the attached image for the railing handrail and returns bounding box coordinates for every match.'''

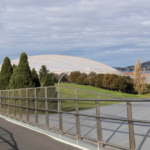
[0,96,150,102]
[0,85,122,99]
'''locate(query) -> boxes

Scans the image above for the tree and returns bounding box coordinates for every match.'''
[106,74,118,90]
[39,65,49,83]
[70,71,81,83]
[84,76,90,85]
[42,73,57,110]
[81,73,88,78]
[43,73,54,86]
[89,76,95,86]
[31,68,41,87]
[8,52,35,89]
[52,73,60,83]
[59,73,70,83]
[12,64,17,72]
[95,77,104,88]
[134,58,146,94]
[125,76,134,93]
[89,72,97,76]
[114,76,128,92]
[102,74,110,88]
[76,76,85,85]
[0,57,13,90]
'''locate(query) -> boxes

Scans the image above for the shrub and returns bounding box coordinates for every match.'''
[70,71,81,83]
[106,74,118,90]
[84,76,90,85]
[95,74,104,80]
[95,76,104,88]
[114,76,128,92]
[102,74,111,88]
[42,73,57,110]
[59,73,70,83]
[89,76,95,86]
[81,73,88,78]
[76,76,85,84]
[89,72,97,76]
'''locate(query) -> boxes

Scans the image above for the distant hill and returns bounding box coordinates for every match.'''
[115,60,150,71]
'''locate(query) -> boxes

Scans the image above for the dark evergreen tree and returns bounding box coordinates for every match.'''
[39,65,49,83]
[0,57,13,90]
[8,52,35,89]
[43,73,54,86]
[12,64,17,72]
[31,68,41,87]
[42,73,57,110]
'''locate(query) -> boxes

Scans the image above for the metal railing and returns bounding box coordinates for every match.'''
[0,85,149,150]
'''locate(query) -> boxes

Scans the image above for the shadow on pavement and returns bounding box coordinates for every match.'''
[0,127,19,150]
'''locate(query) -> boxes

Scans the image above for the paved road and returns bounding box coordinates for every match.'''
[0,118,81,150]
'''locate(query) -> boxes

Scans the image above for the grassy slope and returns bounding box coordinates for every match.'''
[58,83,150,99]
[53,83,150,111]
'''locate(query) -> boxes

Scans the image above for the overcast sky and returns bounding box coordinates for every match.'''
[0,0,150,67]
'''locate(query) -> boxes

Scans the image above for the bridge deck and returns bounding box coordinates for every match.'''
[0,117,81,150]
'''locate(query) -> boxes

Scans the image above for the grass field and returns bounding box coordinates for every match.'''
[55,83,150,112]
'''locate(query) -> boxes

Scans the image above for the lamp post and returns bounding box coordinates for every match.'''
[57,70,80,111]
[58,70,80,86]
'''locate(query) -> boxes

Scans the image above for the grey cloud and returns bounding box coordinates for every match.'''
[0,0,150,67]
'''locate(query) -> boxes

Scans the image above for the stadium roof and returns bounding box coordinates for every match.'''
[0,55,122,74]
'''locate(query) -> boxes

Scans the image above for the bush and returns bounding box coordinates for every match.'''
[125,76,134,92]
[76,76,85,84]
[89,72,97,76]
[95,74,104,80]
[89,76,95,86]
[102,74,111,88]
[114,76,128,92]
[70,71,81,83]
[59,73,70,83]
[106,74,118,90]
[81,73,88,78]
[42,73,57,110]
[84,77,90,85]
[95,77,104,88]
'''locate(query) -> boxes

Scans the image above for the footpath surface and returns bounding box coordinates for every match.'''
[0,117,81,150]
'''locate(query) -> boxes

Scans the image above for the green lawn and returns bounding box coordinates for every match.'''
[57,83,150,99]
[54,83,150,112]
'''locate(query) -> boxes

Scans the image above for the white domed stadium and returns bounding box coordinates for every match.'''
[0,55,122,75]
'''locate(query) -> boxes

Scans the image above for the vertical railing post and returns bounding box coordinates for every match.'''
[127,102,136,150]
[75,89,81,141]
[35,88,38,127]
[26,89,29,124]
[8,91,10,118]
[19,89,22,121]
[4,91,6,116]
[96,95,103,148]
[45,87,49,131]
[0,91,1,114]
[58,86,63,135]
[13,90,16,119]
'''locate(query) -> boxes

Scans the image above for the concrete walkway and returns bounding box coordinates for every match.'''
[26,102,150,150]
[0,117,81,150]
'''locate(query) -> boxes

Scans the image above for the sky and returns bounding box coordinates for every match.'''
[0,0,150,67]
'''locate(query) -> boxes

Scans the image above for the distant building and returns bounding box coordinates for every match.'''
[0,55,123,75]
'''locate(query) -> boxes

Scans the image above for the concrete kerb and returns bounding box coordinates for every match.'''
[0,114,105,150]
